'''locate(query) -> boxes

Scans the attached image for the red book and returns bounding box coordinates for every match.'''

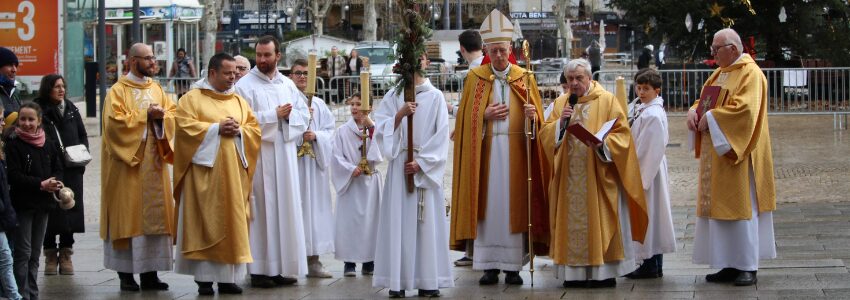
[697,86,726,119]
[566,118,618,147]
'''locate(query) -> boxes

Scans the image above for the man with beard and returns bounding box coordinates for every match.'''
[100,43,176,292]
[235,35,310,288]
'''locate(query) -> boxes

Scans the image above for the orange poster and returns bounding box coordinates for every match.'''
[0,0,62,76]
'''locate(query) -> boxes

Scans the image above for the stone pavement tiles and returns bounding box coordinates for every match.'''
[61,110,850,299]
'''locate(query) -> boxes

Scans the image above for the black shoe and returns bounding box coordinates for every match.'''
[624,266,661,279]
[388,290,405,298]
[454,256,472,266]
[562,280,586,288]
[118,272,140,291]
[478,269,500,285]
[734,271,758,286]
[363,261,375,275]
[418,289,441,297]
[195,281,214,296]
[217,282,243,294]
[587,278,616,288]
[250,274,276,288]
[344,262,357,277]
[139,271,169,290]
[504,271,523,285]
[270,275,298,286]
[706,268,740,283]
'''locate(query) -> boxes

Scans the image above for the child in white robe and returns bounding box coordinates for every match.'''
[625,68,677,279]
[331,93,383,277]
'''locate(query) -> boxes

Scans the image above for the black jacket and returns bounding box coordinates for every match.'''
[0,83,20,117]
[0,160,17,231]
[5,134,63,212]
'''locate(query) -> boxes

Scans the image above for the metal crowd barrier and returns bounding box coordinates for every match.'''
[593,68,850,126]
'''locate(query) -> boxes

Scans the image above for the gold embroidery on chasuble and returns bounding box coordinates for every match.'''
[141,127,168,234]
[566,103,591,265]
[697,73,729,218]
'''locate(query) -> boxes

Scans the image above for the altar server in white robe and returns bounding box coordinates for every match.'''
[332,93,383,277]
[290,58,336,278]
[372,55,453,298]
[234,35,310,288]
[625,69,677,279]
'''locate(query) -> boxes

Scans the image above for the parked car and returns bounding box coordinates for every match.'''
[353,42,398,91]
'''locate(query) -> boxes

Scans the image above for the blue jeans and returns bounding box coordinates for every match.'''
[0,232,21,300]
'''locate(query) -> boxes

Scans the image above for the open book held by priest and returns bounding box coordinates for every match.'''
[566,117,618,147]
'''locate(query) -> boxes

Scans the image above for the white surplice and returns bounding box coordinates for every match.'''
[372,80,454,291]
[235,67,310,276]
[629,97,677,260]
[332,119,383,263]
[296,95,336,256]
[691,112,776,271]
[472,64,525,272]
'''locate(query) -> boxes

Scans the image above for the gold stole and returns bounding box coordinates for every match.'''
[698,72,730,217]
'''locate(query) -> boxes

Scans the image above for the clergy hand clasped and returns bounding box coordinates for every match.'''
[148,104,165,120]
[219,117,241,137]
[484,103,508,120]
[276,103,293,120]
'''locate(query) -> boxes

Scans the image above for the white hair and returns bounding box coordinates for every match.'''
[565,58,593,78]
[233,55,250,67]
[715,28,743,54]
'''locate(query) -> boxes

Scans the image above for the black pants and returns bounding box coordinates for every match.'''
[43,232,74,249]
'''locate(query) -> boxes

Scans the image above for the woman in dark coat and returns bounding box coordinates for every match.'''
[34,74,88,276]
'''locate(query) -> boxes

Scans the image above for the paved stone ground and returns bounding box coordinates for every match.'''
[43,106,850,299]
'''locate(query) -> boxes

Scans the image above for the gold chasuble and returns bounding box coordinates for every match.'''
[692,54,776,220]
[450,64,551,254]
[540,82,648,266]
[100,76,177,249]
[173,88,261,264]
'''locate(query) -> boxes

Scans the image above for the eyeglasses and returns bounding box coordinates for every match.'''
[236,66,248,71]
[292,71,309,77]
[133,55,156,61]
[710,44,733,55]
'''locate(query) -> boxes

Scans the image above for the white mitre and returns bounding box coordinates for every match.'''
[479,9,514,44]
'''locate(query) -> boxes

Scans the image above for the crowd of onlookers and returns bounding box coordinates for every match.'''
[0,47,89,300]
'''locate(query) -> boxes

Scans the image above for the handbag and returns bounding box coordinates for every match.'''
[52,123,91,167]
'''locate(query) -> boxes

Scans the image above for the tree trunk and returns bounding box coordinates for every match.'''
[309,0,333,36]
[201,0,222,71]
[554,0,570,58]
[290,0,301,32]
[364,0,377,41]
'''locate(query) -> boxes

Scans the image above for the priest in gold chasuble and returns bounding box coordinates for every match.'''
[539,58,648,288]
[450,9,550,286]
[687,28,776,287]
[100,43,176,291]
[173,53,261,294]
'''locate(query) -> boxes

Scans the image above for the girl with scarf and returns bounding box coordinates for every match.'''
[5,102,64,300]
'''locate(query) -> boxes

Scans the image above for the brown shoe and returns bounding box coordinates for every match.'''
[43,248,58,275]
[59,247,75,275]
